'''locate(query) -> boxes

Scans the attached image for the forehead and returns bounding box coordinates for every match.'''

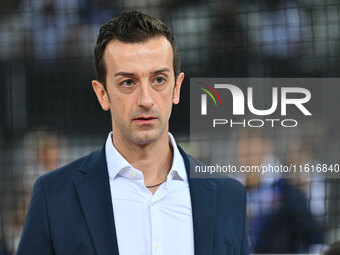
[104,36,174,74]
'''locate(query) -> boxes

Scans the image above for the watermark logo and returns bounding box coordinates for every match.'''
[198,82,223,115]
[199,83,311,116]
[196,80,312,128]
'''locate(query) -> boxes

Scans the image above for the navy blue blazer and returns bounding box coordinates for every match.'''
[17,145,250,255]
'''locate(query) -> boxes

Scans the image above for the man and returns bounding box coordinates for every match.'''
[17,10,249,255]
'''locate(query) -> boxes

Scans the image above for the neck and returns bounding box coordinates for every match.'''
[111,130,173,185]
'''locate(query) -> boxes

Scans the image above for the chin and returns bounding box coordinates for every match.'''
[131,130,163,145]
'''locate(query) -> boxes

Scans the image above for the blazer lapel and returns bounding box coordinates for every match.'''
[73,147,120,255]
[178,146,217,255]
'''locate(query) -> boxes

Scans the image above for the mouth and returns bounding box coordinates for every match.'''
[133,116,157,125]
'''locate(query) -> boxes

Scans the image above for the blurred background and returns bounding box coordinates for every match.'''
[1,0,340,254]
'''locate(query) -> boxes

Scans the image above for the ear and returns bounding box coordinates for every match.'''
[92,80,110,111]
[172,72,184,105]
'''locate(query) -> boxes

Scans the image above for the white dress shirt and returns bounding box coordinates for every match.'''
[105,132,194,255]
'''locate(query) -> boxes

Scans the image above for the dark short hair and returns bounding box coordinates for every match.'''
[94,9,180,89]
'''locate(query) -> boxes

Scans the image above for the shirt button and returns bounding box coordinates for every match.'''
[155,243,159,249]
[131,171,137,178]
[151,202,155,206]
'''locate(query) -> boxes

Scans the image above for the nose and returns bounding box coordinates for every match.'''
[138,81,154,109]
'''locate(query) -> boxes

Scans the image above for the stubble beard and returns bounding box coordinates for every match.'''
[112,109,169,146]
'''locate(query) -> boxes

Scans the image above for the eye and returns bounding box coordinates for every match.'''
[153,76,166,85]
[120,79,135,87]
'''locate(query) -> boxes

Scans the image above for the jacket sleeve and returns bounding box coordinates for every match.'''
[17,178,55,255]
[240,187,250,255]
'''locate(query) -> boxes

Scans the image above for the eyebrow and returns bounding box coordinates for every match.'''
[114,68,170,77]
[114,71,135,77]
[151,68,170,74]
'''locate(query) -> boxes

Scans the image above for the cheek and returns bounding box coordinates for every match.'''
[162,95,175,117]
[159,92,174,108]
[110,94,138,120]
[110,97,125,118]
[164,86,176,101]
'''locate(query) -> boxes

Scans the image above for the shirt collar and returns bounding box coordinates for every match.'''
[168,132,187,182]
[105,131,187,182]
[105,132,131,180]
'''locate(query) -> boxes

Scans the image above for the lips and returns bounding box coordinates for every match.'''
[133,116,157,124]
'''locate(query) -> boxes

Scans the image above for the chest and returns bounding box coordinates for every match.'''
[109,179,194,255]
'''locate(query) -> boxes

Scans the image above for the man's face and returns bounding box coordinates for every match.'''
[92,36,184,146]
